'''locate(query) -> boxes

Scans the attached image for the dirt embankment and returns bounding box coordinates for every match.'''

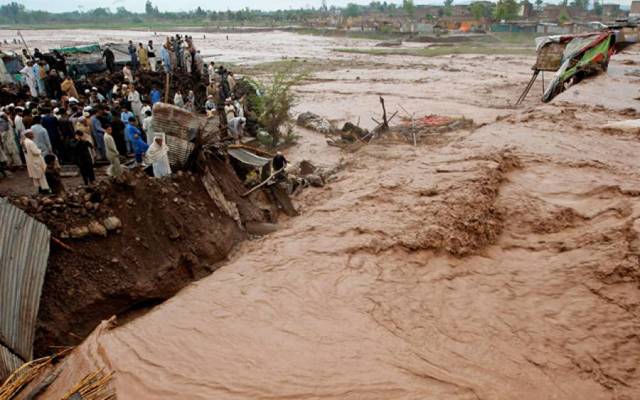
[7,156,264,358]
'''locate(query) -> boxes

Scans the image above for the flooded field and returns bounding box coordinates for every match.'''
[7,30,640,399]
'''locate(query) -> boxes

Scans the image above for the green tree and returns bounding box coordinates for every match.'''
[444,0,454,16]
[344,3,361,17]
[558,8,569,22]
[571,0,588,10]
[0,2,25,20]
[535,0,543,10]
[403,0,415,19]
[470,1,493,19]
[494,0,519,20]
[593,0,603,15]
[145,0,154,14]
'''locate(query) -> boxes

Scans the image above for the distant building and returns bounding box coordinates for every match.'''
[630,1,640,18]
[602,4,622,19]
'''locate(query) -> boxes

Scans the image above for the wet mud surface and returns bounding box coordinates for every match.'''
[8,30,640,399]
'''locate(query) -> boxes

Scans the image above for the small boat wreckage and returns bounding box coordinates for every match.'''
[517,31,616,104]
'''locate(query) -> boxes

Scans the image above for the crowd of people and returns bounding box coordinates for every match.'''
[0,34,252,196]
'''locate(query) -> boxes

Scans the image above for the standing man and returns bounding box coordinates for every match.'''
[71,130,95,185]
[147,40,157,72]
[30,115,52,156]
[0,113,21,167]
[46,69,62,99]
[160,41,171,74]
[150,86,161,105]
[127,117,148,166]
[61,75,79,99]
[35,60,48,96]
[103,123,122,177]
[90,107,107,160]
[128,40,138,71]
[137,42,149,71]
[143,110,154,144]
[20,61,38,98]
[123,63,134,84]
[23,130,50,194]
[102,45,115,73]
[41,109,62,157]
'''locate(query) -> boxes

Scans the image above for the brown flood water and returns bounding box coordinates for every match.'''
[12,30,640,399]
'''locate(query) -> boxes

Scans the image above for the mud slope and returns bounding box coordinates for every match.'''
[14,162,263,358]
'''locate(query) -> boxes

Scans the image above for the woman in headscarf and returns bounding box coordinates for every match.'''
[145,132,171,178]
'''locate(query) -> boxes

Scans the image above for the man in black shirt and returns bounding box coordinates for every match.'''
[102,46,115,73]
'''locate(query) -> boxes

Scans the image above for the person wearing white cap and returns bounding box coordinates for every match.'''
[145,132,171,178]
[23,130,50,193]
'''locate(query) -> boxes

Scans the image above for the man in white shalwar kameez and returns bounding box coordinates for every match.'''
[145,132,171,178]
[20,61,38,98]
[23,130,50,193]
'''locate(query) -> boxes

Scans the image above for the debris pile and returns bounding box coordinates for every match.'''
[296,111,334,134]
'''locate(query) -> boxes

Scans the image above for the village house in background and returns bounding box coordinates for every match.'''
[304,0,639,36]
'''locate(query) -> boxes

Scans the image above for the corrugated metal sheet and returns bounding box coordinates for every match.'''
[152,102,213,167]
[0,197,50,380]
[0,344,23,381]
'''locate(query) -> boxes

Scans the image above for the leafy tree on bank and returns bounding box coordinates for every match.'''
[535,0,543,11]
[470,1,495,20]
[444,0,454,17]
[593,0,603,16]
[494,0,519,20]
[343,3,361,17]
[403,0,415,19]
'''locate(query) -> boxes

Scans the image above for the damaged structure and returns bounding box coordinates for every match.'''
[517,31,616,104]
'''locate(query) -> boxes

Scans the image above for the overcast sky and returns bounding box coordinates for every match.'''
[5,0,635,13]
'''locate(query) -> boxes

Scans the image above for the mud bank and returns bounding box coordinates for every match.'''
[7,159,265,359]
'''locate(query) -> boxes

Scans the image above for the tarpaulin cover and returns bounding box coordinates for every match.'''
[228,148,271,167]
[542,32,612,102]
[52,43,101,55]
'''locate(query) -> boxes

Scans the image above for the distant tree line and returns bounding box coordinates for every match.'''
[0,0,604,26]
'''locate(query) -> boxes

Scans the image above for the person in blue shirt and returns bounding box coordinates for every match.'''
[125,117,147,164]
[90,107,106,160]
[120,107,135,153]
[150,86,161,105]
[128,40,138,71]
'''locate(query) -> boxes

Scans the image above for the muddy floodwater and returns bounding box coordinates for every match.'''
[11,30,640,399]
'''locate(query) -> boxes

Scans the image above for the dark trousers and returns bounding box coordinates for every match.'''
[78,162,95,185]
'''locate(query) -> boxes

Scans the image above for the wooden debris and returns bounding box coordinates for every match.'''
[61,369,115,400]
[0,356,52,400]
